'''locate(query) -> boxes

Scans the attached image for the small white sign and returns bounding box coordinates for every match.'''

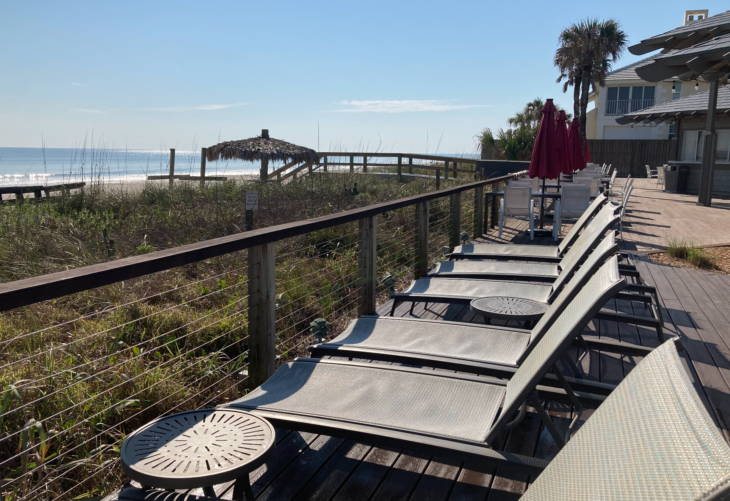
[245,191,258,210]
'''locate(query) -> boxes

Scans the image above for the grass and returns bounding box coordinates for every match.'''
[0,169,479,500]
[666,237,717,269]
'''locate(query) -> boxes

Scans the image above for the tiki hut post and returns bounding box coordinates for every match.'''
[260,129,269,181]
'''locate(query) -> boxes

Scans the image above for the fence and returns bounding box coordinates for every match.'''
[0,171,522,501]
[587,139,677,177]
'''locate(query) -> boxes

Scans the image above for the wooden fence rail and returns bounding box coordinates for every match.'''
[0,171,523,385]
[587,139,678,177]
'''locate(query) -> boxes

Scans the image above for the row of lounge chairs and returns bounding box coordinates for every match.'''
[124,190,730,499]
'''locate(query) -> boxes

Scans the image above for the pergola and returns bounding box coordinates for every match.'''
[624,13,730,206]
[206,130,319,182]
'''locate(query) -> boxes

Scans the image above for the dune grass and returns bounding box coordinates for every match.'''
[666,237,716,269]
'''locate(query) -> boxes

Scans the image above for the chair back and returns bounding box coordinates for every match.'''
[609,169,617,186]
[486,257,625,443]
[645,165,652,176]
[560,186,591,213]
[504,187,531,215]
[658,166,666,180]
[520,340,730,501]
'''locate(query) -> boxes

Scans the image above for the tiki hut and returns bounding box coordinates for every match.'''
[206,130,319,181]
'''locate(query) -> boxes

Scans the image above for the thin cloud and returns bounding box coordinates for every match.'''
[71,82,86,86]
[142,103,247,112]
[332,100,488,113]
[70,108,105,114]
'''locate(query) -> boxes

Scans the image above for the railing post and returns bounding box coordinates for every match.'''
[474,185,484,237]
[397,155,403,182]
[199,147,206,188]
[408,157,413,175]
[324,156,328,173]
[350,155,354,173]
[436,169,441,189]
[415,201,429,279]
[444,160,449,179]
[169,148,175,188]
[490,181,499,229]
[363,156,368,173]
[358,216,377,316]
[453,161,458,179]
[247,242,276,389]
[260,158,269,182]
[450,192,461,251]
[308,163,313,176]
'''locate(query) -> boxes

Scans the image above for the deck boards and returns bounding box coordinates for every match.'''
[107,189,730,501]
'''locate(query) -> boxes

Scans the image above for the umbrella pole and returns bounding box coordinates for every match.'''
[540,178,546,229]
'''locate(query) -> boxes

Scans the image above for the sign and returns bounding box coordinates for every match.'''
[245,191,258,210]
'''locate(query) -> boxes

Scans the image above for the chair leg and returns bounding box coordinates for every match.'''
[498,199,505,238]
[529,209,534,240]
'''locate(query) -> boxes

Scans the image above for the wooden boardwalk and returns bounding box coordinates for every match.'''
[107,195,730,501]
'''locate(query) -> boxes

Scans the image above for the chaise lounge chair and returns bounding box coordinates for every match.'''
[429,202,625,282]
[312,257,652,395]
[227,338,730,500]
[450,193,608,262]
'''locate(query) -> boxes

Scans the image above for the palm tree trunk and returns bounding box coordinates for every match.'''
[573,69,582,123]
[579,64,592,155]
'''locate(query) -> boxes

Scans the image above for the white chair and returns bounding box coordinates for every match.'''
[605,170,618,197]
[657,166,666,187]
[554,185,591,239]
[573,177,600,197]
[499,187,534,240]
[645,165,658,179]
[609,175,632,199]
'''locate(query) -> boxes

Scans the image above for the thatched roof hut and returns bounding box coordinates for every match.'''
[206,130,318,181]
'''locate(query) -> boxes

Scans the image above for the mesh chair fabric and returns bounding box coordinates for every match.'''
[504,187,532,216]
[497,259,624,428]
[529,241,617,353]
[229,360,505,442]
[400,278,552,302]
[326,316,530,365]
[557,193,607,254]
[554,205,619,296]
[429,260,560,279]
[521,341,730,501]
[452,243,560,259]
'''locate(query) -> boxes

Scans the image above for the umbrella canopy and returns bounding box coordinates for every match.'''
[529,99,560,180]
[555,111,571,175]
[568,119,585,171]
[206,130,318,164]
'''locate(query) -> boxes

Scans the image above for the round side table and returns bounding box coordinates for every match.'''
[121,409,275,501]
[470,297,548,328]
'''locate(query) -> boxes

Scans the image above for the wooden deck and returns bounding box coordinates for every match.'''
[107,191,730,501]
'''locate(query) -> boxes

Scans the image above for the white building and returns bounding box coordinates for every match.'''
[586,9,711,140]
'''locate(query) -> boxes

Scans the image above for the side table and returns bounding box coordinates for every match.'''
[121,409,275,501]
[470,297,548,328]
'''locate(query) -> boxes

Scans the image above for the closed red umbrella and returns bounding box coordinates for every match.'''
[568,119,585,171]
[529,99,560,180]
[555,110,571,175]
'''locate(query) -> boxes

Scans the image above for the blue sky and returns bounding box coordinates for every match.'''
[1,1,726,153]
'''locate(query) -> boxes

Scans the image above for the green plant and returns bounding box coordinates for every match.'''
[666,238,716,269]
[667,237,690,259]
[687,246,716,269]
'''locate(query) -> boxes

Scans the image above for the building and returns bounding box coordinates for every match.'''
[585,9,712,140]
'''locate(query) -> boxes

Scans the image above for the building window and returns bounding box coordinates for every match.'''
[668,123,675,140]
[681,130,730,163]
[605,86,656,116]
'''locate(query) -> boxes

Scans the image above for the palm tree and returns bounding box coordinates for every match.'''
[554,19,627,151]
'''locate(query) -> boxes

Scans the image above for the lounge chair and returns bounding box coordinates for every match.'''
[228,337,730,500]
[393,233,663,341]
[429,203,621,283]
[450,193,609,262]
[312,257,653,394]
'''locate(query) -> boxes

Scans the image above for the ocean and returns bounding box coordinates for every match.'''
[0,147,481,187]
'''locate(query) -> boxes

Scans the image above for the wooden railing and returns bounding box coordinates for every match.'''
[268,152,480,182]
[0,171,523,388]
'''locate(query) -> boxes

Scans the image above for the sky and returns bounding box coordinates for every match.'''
[1,1,727,153]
